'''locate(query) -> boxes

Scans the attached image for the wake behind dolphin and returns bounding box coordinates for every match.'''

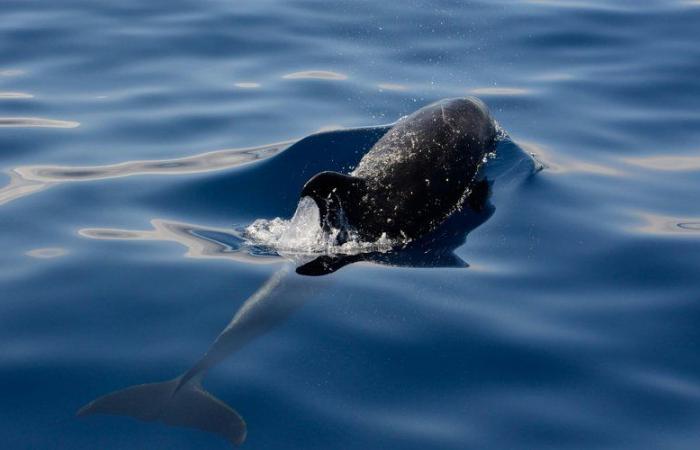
[78,97,529,446]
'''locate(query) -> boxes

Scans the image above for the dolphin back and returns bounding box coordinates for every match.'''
[347,97,497,240]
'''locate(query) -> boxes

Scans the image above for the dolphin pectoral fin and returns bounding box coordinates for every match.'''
[78,378,247,446]
[295,254,364,276]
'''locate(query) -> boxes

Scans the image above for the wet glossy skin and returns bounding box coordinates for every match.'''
[301,97,497,242]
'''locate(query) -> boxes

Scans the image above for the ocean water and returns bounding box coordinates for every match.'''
[2,0,700,448]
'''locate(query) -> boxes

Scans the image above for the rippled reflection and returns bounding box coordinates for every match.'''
[282,70,347,80]
[234,82,261,89]
[523,0,610,8]
[632,212,700,236]
[519,140,622,176]
[0,92,33,99]
[78,185,494,275]
[25,247,68,258]
[529,72,575,82]
[468,87,531,96]
[0,69,24,76]
[80,220,282,265]
[0,117,79,128]
[0,140,294,206]
[622,154,700,171]
[377,83,408,91]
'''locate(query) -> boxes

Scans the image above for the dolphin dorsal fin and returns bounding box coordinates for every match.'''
[301,171,364,202]
[300,171,366,236]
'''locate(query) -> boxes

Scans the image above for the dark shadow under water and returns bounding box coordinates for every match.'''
[75,126,536,446]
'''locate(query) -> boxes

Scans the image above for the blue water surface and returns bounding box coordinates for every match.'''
[2,0,700,448]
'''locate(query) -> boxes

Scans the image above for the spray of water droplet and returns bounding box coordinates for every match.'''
[244,196,396,257]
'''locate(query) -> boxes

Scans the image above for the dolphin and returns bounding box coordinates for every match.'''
[75,190,495,445]
[77,97,502,445]
[301,97,497,244]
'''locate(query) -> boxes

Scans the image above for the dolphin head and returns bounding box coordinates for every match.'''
[436,97,495,143]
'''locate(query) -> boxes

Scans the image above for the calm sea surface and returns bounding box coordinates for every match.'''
[2,1,700,448]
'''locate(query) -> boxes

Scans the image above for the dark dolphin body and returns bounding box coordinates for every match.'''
[301,97,497,243]
[77,98,505,446]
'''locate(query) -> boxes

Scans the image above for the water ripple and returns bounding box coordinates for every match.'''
[631,212,700,236]
[622,154,700,171]
[234,82,261,89]
[468,87,532,96]
[2,0,700,448]
[377,83,408,91]
[0,117,79,128]
[79,220,280,265]
[25,247,68,258]
[0,139,294,206]
[0,92,33,99]
[282,70,348,80]
[519,140,622,176]
[0,69,24,77]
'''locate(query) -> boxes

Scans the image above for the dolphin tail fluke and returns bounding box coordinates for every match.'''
[77,378,246,446]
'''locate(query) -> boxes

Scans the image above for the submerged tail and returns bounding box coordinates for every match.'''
[77,377,246,446]
[77,266,300,446]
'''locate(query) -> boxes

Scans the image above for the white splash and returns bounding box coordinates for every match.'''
[244,196,395,256]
